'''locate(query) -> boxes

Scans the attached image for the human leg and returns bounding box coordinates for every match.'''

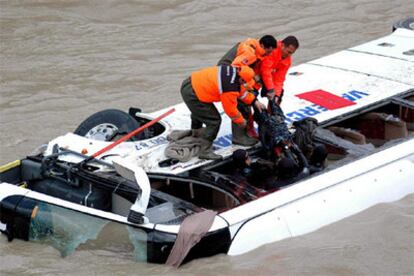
[180,79,222,160]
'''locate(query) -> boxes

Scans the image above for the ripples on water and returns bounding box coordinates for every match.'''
[1,0,413,274]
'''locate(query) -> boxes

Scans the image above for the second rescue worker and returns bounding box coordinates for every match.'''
[181,65,266,160]
[217,35,277,68]
[259,36,299,104]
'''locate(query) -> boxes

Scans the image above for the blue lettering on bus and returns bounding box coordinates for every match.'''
[135,136,168,151]
[285,111,306,122]
[213,134,232,148]
[285,104,328,123]
[342,90,370,101]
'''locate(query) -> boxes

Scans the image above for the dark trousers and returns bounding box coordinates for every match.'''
[180,78,221,142]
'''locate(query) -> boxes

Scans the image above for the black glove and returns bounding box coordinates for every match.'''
[261,88,274,98]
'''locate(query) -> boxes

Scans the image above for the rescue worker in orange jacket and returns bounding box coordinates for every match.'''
[259,36,299,104]
[218,35,277,141]
[180,65,266,160]
[218,35,277,68]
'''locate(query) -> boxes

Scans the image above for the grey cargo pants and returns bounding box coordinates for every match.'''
[180,77,221,142]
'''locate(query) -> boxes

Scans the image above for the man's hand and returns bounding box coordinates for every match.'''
[254,100,266,112]
[265,88,275,100]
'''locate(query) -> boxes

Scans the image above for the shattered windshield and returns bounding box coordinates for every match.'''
[28,201,149,261]
[29,202,109,256]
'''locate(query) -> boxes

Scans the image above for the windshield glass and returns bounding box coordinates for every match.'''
[28,201,149,261]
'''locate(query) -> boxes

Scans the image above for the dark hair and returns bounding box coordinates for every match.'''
[277,157,298,179]
[232,149,248,169]
[259,35,277,49]
[282,36,299,49]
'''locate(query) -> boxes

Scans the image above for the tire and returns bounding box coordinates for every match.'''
[392,17,414,32]
[74,109,141,141]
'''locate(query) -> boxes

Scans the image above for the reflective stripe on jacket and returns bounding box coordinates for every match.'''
[191,65,256,125]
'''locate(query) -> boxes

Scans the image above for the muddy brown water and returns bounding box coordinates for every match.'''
[1,1,413,275]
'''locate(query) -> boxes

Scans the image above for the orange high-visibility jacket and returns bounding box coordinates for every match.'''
[191,65,256,125]
[259,41,292,96]
[231,38,266,68]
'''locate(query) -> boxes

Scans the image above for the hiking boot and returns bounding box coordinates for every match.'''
[232,123,258,146]
[199,149,222,160]
[199,139,222,160]
[191,128,205,138]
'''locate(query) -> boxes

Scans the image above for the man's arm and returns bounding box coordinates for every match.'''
[220,92,246,126]
[273,59,291,97]
[238,87,266,112]
[259,56,275,90]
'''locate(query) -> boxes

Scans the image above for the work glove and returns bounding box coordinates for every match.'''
[266,89,275,101]
[261,88,275,99]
